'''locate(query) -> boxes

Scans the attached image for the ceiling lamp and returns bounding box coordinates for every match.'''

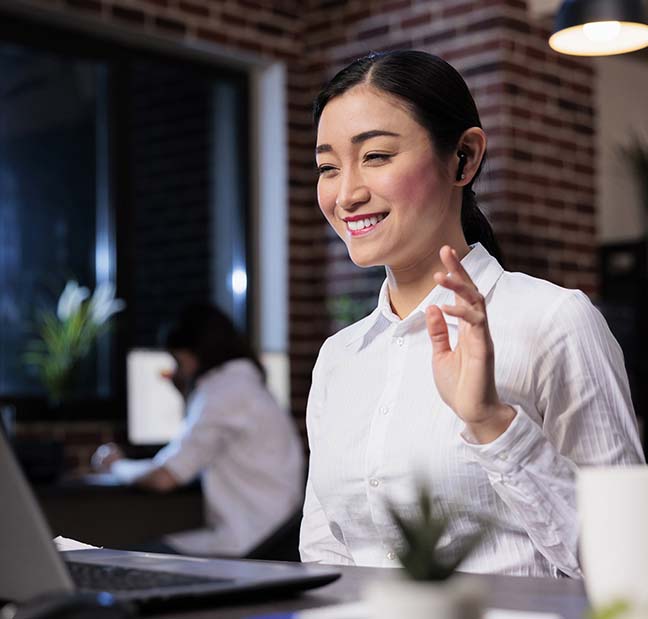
[549,0,648,56]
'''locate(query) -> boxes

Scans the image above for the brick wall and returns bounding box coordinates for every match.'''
[11,0,597,468]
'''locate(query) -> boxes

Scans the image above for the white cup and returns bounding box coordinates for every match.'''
[578,466,648,613]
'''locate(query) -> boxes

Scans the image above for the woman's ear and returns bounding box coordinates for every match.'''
[455,127,487,186]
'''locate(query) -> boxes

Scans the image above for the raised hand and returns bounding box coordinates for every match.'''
[425,245,515,443]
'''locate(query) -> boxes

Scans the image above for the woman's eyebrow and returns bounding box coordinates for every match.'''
[316,129,400,155]
[351,129,400,144]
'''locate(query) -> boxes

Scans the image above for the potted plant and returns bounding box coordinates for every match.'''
[364,484,486,619]
[23,280,125,406]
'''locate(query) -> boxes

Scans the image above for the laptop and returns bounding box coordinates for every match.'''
[0,430,339,610]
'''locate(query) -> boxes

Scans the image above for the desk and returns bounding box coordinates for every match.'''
[35,475,203,548]
[144,565,588,619]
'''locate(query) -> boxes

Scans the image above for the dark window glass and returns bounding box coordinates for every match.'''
[0,29,250,420]
[0,44,106,397]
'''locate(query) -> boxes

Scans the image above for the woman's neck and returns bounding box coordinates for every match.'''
[386,238,471,320]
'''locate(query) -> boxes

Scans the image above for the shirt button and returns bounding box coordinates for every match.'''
[369,478,380,488]
[396,337,404,347]
[386,551,397,560]
[500,451,509,461]
[379,406,389,415]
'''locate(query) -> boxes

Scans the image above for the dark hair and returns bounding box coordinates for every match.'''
[162,304,265,382]
[313,50,504,265]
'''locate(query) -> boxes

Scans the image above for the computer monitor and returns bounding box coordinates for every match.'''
[127,349,184,446]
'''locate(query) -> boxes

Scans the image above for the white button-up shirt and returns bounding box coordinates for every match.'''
[154,359,304,556]
[300,243,644,577]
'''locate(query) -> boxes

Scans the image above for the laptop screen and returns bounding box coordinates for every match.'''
[127,350,184,446]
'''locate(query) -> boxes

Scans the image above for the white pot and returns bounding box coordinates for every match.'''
[363,573,485,619]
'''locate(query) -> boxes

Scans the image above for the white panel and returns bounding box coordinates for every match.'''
[127,350,184,445]
[260,351,290,412]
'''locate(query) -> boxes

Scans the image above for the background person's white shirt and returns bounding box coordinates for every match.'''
[299,243,645,577]
[148,358,304,556]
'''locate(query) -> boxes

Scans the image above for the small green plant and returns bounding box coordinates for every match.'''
[386,485,485,581]
[23,280,125,404]
[327,294,374,328]
[587,600,631,619]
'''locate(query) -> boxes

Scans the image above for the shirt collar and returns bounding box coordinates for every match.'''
[344,243,504,351]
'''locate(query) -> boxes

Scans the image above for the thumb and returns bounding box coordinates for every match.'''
[426,305,451,358]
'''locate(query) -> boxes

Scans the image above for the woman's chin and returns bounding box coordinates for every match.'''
[347,249,384,269]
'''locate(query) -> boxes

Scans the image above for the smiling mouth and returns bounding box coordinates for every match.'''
[345,213,388,236]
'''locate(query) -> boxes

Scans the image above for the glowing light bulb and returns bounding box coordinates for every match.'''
[231,269,247,295]
[582,21,621,42]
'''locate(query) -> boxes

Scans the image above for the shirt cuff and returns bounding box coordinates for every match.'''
[460,405,546,474]
[152,449,197,484]
[110,458,155,484]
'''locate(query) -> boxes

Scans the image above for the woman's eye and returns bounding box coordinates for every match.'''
[364,153,392,164]
[316,165,337,177]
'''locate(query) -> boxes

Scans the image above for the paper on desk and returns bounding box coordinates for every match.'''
[247,601,562,619]
[53,536,101,551]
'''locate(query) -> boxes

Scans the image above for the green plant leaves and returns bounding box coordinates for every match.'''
[385,484,486,582]
[22,280,124,403]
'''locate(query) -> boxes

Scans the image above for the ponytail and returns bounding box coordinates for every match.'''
[461,187,505,267]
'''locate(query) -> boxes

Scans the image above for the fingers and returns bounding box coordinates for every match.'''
[440,303,486,327]
[434,271,483,306]
[440,245,471,284]
[426,305,451,356]
[435,245,484,307]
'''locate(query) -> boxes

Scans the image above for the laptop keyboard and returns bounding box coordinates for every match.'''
[66,561,227,592]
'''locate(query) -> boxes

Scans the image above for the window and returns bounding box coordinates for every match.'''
[0,18,250,419]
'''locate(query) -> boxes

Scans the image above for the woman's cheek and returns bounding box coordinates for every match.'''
[317,184,334,219]
[377,163,442,212]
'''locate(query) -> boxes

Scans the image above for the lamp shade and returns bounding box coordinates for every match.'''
[549,0,648,56]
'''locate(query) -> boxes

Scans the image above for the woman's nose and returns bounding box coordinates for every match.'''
[335,170,370,211]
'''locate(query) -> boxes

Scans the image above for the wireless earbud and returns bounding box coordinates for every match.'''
[456,151,467,181]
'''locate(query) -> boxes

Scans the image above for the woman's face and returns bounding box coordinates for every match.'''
[316,85,459,270]
[169,349,199,396]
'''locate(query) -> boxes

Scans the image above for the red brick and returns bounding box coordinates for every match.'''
[222,12,248,27]
[154,15,186,35]
[112,5,146,24]
[65,0,101,12]
[357,24,390,40]
[401,12,430,29]
[178,1,209,17]
[196,27,230,46]
[443,2,474,18]
[381,0,411,11]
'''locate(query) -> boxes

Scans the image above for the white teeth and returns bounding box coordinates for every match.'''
[347,213,387,231]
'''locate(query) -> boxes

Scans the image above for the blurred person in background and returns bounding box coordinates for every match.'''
[93,303,304,557]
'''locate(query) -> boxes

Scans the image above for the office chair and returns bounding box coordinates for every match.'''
[244,509,303,562]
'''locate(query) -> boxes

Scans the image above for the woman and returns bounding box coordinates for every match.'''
[93,304,304,557]
[299,50,644,577]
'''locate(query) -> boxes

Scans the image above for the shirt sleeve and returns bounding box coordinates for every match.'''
[462,290,645,578]
[300,477,355,565]
[153,387,240,484]
[299,340,356,566]
[110,458,155,484]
